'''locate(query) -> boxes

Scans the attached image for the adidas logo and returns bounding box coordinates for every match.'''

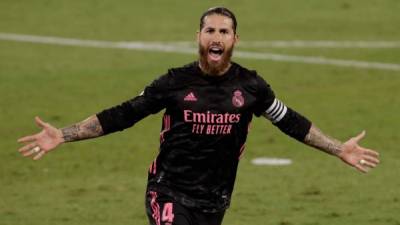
[184,92,197,102]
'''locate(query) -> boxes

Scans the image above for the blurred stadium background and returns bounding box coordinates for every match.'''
[1,1,399,224]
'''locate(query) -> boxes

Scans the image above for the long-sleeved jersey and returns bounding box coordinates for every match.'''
[97,61,311,212]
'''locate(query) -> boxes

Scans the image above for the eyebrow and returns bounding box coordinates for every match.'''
[203,26,231,32]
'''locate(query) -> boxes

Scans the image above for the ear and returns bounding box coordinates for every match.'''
[234,34,239,45]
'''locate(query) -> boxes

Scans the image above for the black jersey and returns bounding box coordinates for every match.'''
[97,61,311,212]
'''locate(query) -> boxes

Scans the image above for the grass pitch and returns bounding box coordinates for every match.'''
[1,1,400,225]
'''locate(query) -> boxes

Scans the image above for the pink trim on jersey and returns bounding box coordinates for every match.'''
[238,144,246,159]
[160,115,171,143]
[150,191,161,225]
[149,158,157,175]
[149,162,154,174]
[149,159,157,175]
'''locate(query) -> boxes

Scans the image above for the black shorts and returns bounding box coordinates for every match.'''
[145,191,225,225]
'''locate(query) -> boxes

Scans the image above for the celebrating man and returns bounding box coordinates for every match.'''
[18,7,379,225]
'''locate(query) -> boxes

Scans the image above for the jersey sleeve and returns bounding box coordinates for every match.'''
[253,75,276,117]
[254,74,312,141]
[96,74,170,134]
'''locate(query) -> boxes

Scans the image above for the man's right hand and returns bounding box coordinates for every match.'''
[18,116,64,160]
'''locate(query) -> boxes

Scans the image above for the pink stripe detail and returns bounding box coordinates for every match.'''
[150,191,161,225]
[160,115,171,143]
[238,144,246,159]
[149,158,157,175]
[152,159,157,174]
[149,162,154,174]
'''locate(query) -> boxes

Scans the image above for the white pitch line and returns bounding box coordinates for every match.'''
[235,51,400,71]
[155,40,400,49]
[0,33,196,54]
[237,40,400,49]
[1,32,400,71]
[251,157,292,166]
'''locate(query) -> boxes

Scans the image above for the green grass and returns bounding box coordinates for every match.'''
[1,1,400,225]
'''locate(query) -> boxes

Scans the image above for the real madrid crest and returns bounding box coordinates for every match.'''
[232,90,244,108]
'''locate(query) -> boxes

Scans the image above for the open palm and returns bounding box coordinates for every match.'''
[338,131,380,173]
[18,117,64,160]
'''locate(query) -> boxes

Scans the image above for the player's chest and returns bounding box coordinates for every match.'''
[169,83,257,113]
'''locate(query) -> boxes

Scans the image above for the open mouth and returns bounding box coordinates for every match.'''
[208,46,224,62]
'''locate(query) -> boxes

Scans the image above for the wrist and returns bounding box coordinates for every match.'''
[58,128,67,144]
[335,143,345,158]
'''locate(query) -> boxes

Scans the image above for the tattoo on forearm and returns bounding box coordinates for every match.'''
[304,124,343,156]
[61,124,80,142]
[61,115,104,142]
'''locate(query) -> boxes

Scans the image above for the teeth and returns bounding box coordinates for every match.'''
[210,45,222,50]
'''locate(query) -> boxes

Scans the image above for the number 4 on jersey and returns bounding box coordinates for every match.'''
[162,203,174,223]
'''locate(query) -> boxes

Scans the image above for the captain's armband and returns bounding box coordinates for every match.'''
[262,98,311,141]
[262,98,288,123]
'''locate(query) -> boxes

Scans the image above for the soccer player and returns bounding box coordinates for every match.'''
[18,7,379,225]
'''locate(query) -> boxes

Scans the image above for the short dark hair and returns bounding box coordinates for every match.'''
[199,7,238,34]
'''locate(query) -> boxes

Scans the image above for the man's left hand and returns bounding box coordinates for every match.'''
[339,131,380,173]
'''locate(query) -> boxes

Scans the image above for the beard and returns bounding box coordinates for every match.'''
[198,43,234,76]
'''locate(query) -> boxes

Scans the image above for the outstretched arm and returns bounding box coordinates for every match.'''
[18,72,172,161]
[260,98,379,173]
[303,124,380,173]
[17,115,103,160]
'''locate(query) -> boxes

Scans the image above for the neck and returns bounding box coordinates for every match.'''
[198,60,232,76]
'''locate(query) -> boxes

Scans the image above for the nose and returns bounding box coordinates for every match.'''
[208,30,222,40]
[211,33,222,44]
